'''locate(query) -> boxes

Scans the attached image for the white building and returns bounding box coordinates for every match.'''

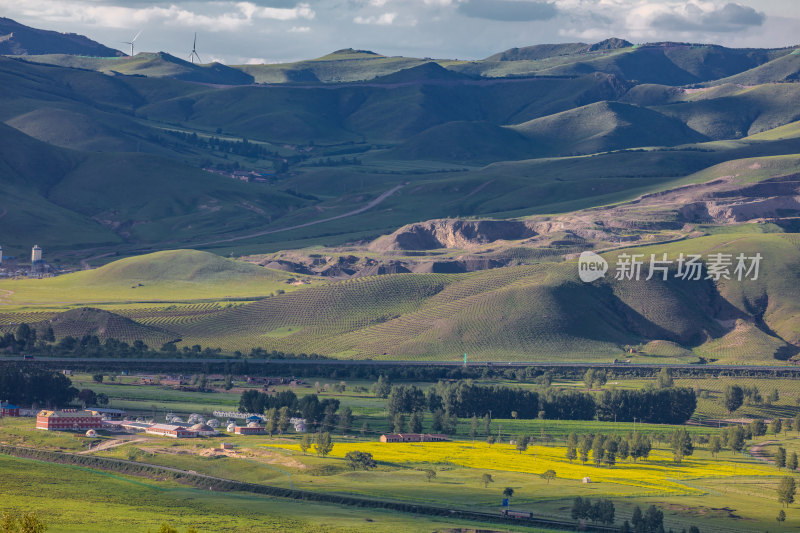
[31,245,42,263]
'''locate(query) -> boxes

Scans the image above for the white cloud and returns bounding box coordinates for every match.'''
[0,0,314,31]
[353,12,397,25]
[289,25,312,32]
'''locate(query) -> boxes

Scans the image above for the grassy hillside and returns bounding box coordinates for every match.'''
[0,17,123,57]
[704,49,800,86]
[510,101,707,156]
[22,52,255,85]
[0,250,312,306]
[81,234,789,362]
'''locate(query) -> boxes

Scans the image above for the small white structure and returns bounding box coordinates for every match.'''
[207,418,220,428]
[290,417,307,432]
[226,423,236,433]
[582,477,592,484]
[85,429,98,437]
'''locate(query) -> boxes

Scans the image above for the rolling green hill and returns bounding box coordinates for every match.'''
[38,233,786,363]
[703,49,800,86]
[510,101,708,156]
[0,250,312,306]
[21,52,255,85]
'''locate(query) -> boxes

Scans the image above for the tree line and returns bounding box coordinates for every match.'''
[0,365,77,408]
[0,324,325,360]
[380,379,696,425]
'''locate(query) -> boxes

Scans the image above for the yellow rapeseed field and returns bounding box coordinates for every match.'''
[266,442,780,496]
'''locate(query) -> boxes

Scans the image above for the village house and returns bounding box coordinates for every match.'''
[234,422,265,435]
[145,424,196,438]
[379,433,448,443]
[36,409,103,431]
[0,401,20,417]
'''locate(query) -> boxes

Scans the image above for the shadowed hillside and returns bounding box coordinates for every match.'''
[0,17,123,57]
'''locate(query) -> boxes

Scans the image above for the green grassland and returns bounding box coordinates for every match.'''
[0,454,537,533]
[5,409,800,532]
[1,231,799,362]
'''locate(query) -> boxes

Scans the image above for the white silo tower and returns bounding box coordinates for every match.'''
[0,244,3,266]
[31,245,42,263]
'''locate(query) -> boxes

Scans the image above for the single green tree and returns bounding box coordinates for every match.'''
[314,432,333,457]
[516,435,530,454]
[592,435,605,466]
[788,451,798,471]
[777,509,786,523]
[300,433,312,455]
[486,435,496,445]
[424,468,436,482]
[771,418,783,435]
[92,373,104,383]
[578,436,591,465]
[344,450,376,471]
[776,447,787,469]
[541,469,556,484]
[723,384,744,414]
[264,407,277,437]
[481,473,494,488]
[277,406,290,434]
[709,435,722,458]
[670,428,693,464]
[778,476,796,508]
[503,487,514,499]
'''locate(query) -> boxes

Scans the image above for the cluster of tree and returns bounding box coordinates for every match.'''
[379,379,696,426]
[299,432,334,457]
[77,388,109,407]
[723,383,783,413]
[306,156,363,167]
[565,432,653,466]
[0,365,77,407]
[621,505,672,533]
[244,348,327,360]
[570,497,615,524]
[433,381,540,419]
[164,130,286,163]
[596,388,697,424]
[1,324,326,361]
[238,390,345,433]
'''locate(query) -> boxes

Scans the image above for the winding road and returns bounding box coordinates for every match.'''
[196,183,406,246]
[76,183,405,268]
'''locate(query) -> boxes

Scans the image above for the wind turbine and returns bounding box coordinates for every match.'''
[123,30,141,57]
[188,33,202,64]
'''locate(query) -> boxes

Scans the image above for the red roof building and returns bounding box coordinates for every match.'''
[144,424,197,438]
[36,409,103,431]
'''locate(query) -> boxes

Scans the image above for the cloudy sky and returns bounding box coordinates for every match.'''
[2,0,797,64]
